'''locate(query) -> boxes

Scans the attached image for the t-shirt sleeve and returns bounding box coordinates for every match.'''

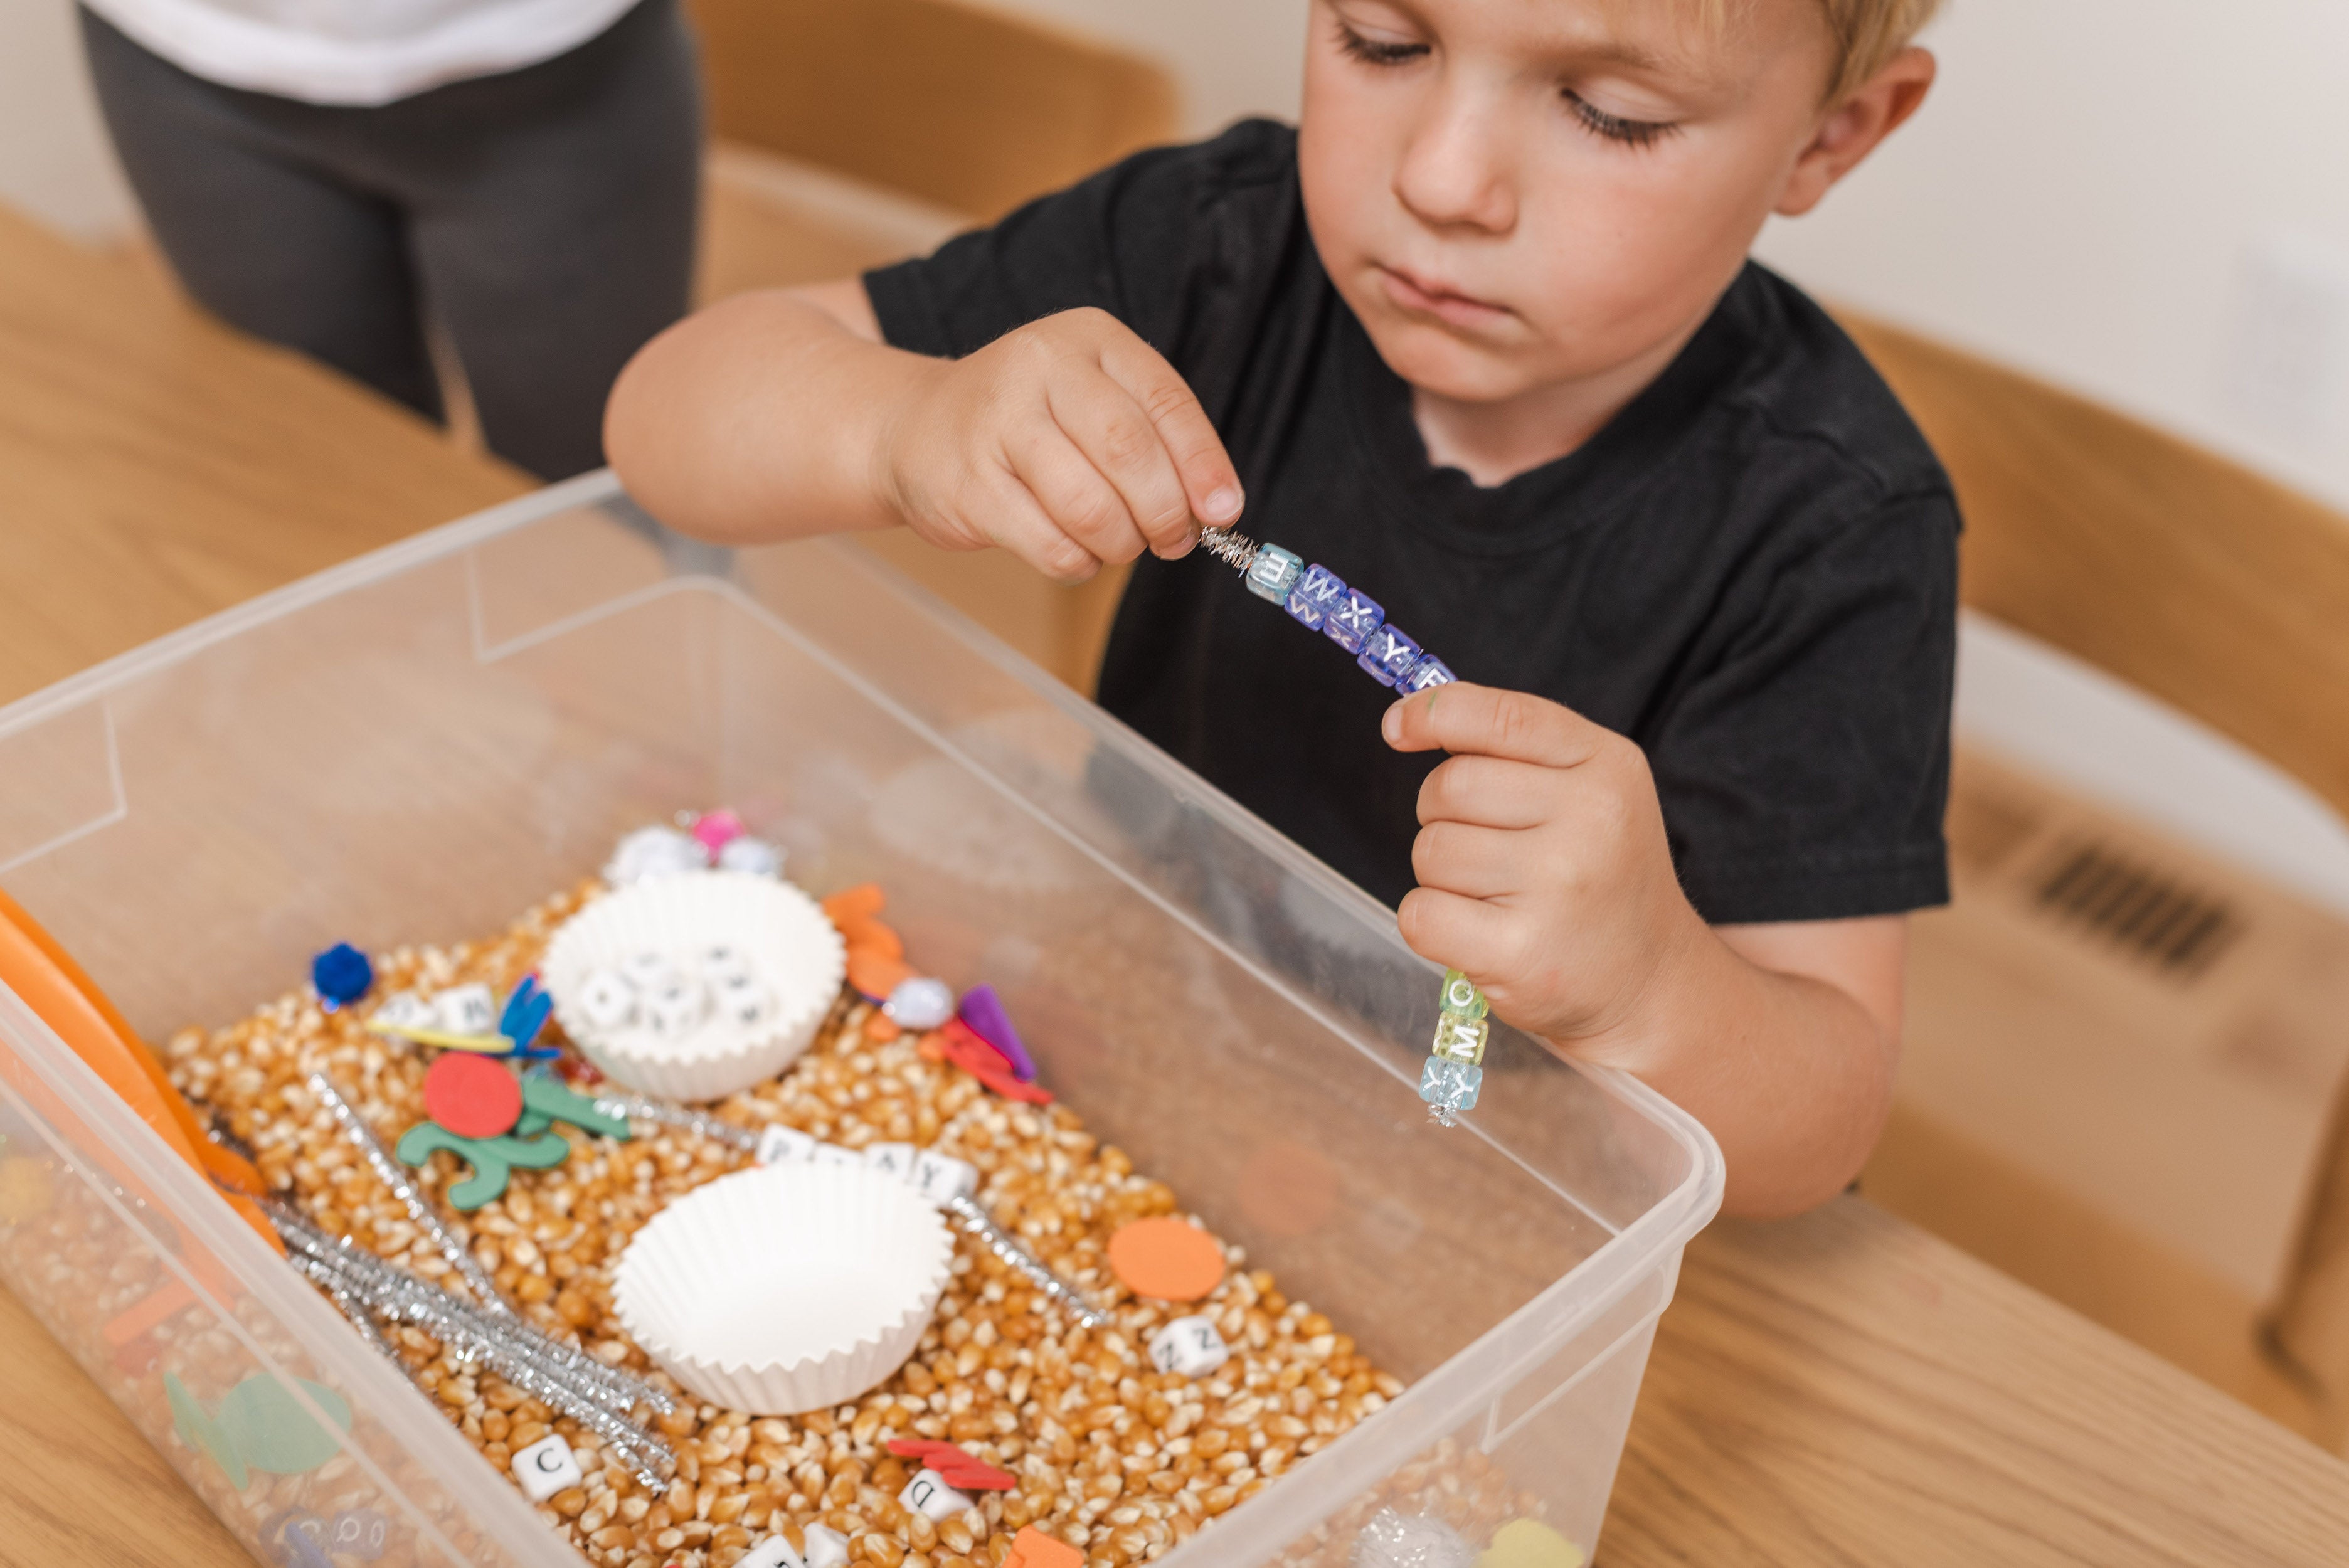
[1652,488,1958,925]
[862,123,1285,364]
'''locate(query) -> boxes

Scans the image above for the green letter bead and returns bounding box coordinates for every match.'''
[1431,1012,1489,1066]
[1440,970,1488,1021]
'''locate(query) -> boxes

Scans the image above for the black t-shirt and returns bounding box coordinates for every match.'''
[866,120,1956,924]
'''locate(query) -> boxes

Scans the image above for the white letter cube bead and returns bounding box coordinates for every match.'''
[512,1433,583,1501]
[802,1523,851,1568]
[577,968,637,1031]
[1149,1315,1231,1378]
[740,1538,806,1568]
[435,983,499,1037]
[864,1142,918,1182]
[914,1150,978,1206]
[756,1126,818,1165]
[812,1143,860,1167]
[623,950,681,987]
[718,978,773,1030]
[647,974,708,1038]
[899,1469,974,1522]
[371,991,435,1032]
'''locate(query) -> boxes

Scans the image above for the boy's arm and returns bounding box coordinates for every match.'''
[602,281,1245,578]
[1384,683,1902,1218]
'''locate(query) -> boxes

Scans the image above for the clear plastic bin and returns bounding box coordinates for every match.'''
[0,474,1721,1568]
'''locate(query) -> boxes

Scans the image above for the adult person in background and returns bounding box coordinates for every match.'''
[77,0,700,480]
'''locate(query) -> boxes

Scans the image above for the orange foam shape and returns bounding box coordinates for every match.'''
[1106,1216,1225,1301]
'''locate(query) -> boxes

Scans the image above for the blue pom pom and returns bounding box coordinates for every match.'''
[310,943,374,1010]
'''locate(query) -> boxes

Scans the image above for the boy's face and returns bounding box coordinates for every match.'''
[1298,0,1852,406]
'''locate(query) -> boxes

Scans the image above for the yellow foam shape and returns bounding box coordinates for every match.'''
[1476,1519,1584,1568]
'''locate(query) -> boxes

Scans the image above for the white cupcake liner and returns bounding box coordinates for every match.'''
[612,1162,952,1414]
[543,871,846,1101]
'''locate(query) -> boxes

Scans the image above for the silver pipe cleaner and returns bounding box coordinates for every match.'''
[1195,527,1261,574]
[274,1211,675,1485]
[591,1091,760,1154]
[308,1073,511,1313]
[942,1192,1108,1329]
[289,1092,676,1417]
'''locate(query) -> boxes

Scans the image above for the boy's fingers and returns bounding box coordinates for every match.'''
[1417,755,1554,830]
[1004,426,1150,568]
[1396,886,1515,977]
[1382,682,1606,767]
[1046,378,1198,559]
[975,467,1104,583]
[1098,336,1244,531]
[1411,822,1527,901]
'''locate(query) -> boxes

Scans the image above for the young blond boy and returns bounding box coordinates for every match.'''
[606,0,1950,1216]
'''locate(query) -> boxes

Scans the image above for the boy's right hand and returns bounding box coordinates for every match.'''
[872,307,1246,582]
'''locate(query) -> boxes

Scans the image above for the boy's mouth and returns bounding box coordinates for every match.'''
[1375,265,1512,331]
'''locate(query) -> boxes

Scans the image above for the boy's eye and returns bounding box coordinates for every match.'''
[1564,90,1678,149]
[1334,19,1430,67]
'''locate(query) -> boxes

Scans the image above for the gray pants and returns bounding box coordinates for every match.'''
[80,0,701,480]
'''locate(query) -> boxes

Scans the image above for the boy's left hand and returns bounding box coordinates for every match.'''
[1382,682,1709,1052]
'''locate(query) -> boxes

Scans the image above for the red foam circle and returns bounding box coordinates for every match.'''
[423,1052,522,1140]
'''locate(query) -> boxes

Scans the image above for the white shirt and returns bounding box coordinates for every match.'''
[81,0,641,106]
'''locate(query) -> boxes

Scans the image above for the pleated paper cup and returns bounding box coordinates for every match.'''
[543,871,846,1101]
[612,1162,952,1414]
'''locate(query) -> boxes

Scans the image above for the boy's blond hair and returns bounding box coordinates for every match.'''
[1818,0,1943,100]
[1671,0,1943,102]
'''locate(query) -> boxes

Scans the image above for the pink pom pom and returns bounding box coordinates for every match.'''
[691,809,746,854]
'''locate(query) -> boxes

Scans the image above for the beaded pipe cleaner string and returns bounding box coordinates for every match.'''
[1196,528,1493,1126]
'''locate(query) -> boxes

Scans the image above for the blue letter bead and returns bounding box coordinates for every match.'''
[1419,1056,1482,1115]
[1245,544,1304,603]
[1401,654,1456,694]
[1285,564,1347,630]
[1357,623,1423,687]
[1325,588,1385,654]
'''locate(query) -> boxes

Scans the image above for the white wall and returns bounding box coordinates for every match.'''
[0,0,137,241]
[1751,0,2349,514]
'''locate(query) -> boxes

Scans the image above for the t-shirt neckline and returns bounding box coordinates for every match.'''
[1339,265,1761,556]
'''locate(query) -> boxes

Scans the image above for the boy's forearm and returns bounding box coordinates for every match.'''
[604,290,932,544]
[1593,926,1897,1218]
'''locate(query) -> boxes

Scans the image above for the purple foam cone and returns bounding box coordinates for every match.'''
[956,985,1037,1081]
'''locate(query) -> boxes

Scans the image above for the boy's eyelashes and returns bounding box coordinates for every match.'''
[1562,90,1680,150]
[1329,16,1680,152]
[1332,19,1430,68]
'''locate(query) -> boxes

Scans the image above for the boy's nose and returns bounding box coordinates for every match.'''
[1392,94,1520,235]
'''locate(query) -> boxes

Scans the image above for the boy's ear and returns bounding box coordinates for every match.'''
[1776,47,1937,218]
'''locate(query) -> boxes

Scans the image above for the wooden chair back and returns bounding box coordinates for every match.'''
[1839,313,2349,1434]
[686,0,1179,220]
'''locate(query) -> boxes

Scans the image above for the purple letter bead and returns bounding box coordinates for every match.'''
[1286,564,1347,631]
[1325,588,1385,654]
[1357,623,1423,687]
[1401,654,1456,694]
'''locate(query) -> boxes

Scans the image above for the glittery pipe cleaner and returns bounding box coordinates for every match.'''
[285,1096,676,1419]
[1194,526,1261,573]
[308,1073,510,1311]
[275,1214,675,1485]
[591,1092,760,1155]
[267,1203,630,1402]
[942,1192,1108,1330]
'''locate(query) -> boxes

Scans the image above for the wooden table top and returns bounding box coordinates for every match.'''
[5,201,2349,1568]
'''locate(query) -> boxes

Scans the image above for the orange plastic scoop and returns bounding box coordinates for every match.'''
[0,886,280,1253]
